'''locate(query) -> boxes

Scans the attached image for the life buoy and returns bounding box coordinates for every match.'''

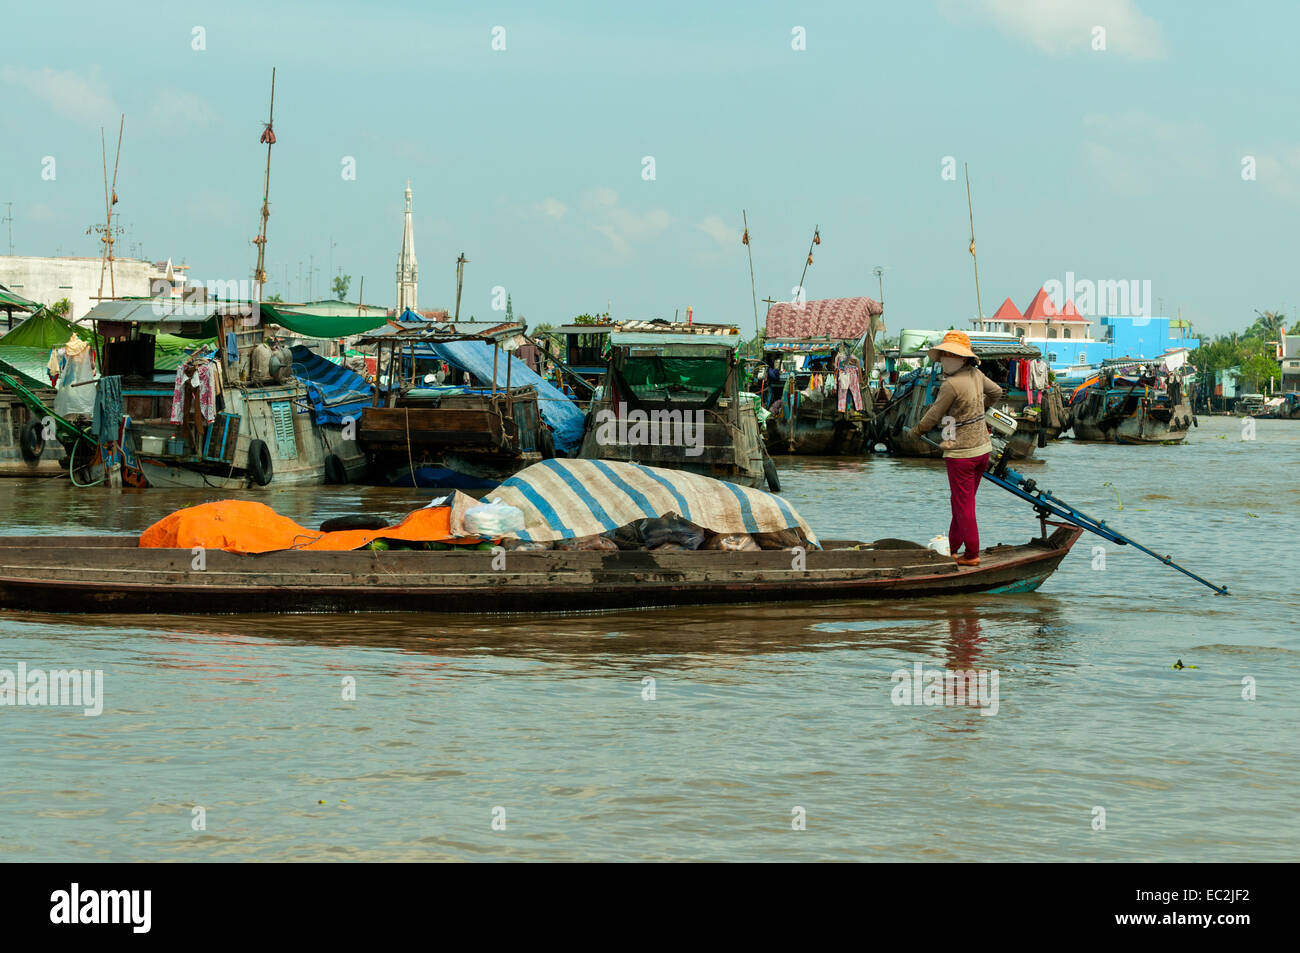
[763,455,782,494]
[247,439,274,486]
[324,453,347,485]
[20,420,44,461]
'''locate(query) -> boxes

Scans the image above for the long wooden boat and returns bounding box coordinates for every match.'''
[0,526,1082,614]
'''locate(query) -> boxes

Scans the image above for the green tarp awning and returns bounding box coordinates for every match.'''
[260,304,389,339]
[0,310,94,349]
[0,346,52,389]
[151,333,216,371]
[0,284,42,313]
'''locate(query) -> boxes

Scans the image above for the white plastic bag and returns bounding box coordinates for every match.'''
[464,498,525,537]
[927,534,951,556]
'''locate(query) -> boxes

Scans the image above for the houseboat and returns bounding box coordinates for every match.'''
[577,321,779,491]
[45,297,367,488]
[356,317,584,489]
[1069,359,1194,444]
[0,307,83,476]
[758,297,883,456]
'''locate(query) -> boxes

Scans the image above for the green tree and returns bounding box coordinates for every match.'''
[1245,309,1285,340]
[332,273,351,301]
[49,297,72,319]
[505,294,514,323]
[1238,338,1281,392]
[265,293,283,303]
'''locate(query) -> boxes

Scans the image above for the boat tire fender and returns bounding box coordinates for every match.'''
[324,453,348,484]
[20,420,45,461]
[248,439,274,486]
[763,455,782,494]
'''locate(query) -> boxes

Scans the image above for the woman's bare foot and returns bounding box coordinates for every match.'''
[953,554,981,567]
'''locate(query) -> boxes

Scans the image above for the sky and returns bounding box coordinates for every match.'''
[1,0,1296,339]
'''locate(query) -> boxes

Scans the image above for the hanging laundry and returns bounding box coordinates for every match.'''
[92,375,123,443]
[835,355,863,412]
[195,362,218,423]
[169,365,189,424]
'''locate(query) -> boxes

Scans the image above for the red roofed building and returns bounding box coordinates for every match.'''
[973,287,1096,347]
[991,297,1022,321]
[1022,287,1060,321]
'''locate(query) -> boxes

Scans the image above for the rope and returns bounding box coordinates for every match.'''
[403,406,416,486]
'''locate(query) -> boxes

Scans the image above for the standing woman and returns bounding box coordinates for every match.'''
[907,331,1002,567]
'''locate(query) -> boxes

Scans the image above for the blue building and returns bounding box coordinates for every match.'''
[1033,316,1199,370]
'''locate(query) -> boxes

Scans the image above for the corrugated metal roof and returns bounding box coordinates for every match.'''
[82,298,223,324]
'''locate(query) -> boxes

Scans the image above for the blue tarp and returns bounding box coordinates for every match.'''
[290,345,374,427]
[429,340,585,454]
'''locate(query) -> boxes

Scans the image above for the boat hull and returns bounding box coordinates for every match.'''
[1071,401,1192,444]
[765,413,867,455]
[0,527,1082,615]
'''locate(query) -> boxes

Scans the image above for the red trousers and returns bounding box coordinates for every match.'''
[945,453,989,556]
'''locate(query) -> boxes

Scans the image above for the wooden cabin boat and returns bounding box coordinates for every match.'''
[0,308,95,475]
[759,338,870,455]
[874,335,1066,460]
[67,299,368,487]
[758,297,884,456]
[0,458,1081,615]
[0,371,63,477]
[576,322,778,491]
[547,321,614,395]
[1259,393,1300,420]
[356,319,584,489]
[1069,359,1194,444]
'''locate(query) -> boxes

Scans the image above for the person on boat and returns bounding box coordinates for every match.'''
[906,330,1002,567]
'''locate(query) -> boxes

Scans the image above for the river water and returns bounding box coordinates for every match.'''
[0,414,1295,861]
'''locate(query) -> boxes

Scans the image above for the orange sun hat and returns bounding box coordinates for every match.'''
[928,330,979,364]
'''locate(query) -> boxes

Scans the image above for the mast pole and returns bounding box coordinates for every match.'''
[743,210,759,338]
[965,163,983,330]
[797,224,819,299]
[253,68,276,307]
[454,252,468,320]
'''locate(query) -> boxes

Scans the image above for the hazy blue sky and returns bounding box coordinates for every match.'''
[1,0,1294,337]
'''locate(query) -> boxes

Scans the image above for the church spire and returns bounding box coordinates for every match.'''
[396,180,418,314]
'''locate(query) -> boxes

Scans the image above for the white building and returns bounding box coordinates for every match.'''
[0,255,189,321]
[395,182,418,313]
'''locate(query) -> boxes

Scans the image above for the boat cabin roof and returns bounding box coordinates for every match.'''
[82,297,241,336]
[362,320,525,345]
[763,336,853,353]
[610,331,740,350]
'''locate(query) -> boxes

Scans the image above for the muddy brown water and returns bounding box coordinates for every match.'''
[0,414,1295,860]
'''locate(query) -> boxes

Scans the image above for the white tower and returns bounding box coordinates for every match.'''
[396,181,418,314]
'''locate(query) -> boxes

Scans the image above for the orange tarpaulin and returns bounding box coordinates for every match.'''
[138,500,472,554]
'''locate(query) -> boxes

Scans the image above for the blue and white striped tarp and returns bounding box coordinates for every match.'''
[470,458,819,547]
[290,345,373,426]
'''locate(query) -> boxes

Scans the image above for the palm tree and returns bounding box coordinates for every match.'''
[1249,309,1285,340]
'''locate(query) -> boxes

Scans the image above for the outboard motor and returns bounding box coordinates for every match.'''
[985,407,1018,475]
